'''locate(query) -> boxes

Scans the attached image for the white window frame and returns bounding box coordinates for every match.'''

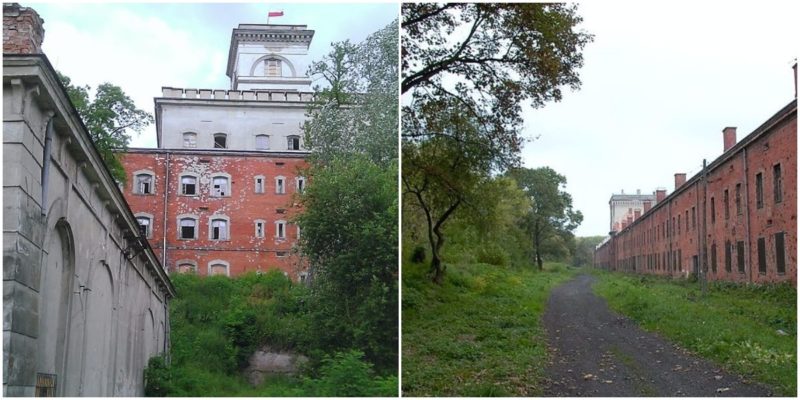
[296,176,306,193]
[254,219,266,238]
[287,135,300,150]
[180,174,199,196]
[275,219,286,239]
[255,134,269,150]
[208,215,230,241]
[211,173,232,197]
[183,132,197,148]
[207,259,230,277]
[254,175,265,194]
[275,175,286,194]
[132,170,155,195]
[135,212,154,239]
[177,214,199,240]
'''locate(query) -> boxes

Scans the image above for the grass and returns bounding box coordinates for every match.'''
[402,261,577,396]
[591,269,796,396]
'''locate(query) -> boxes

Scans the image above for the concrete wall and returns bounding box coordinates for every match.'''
[595,100,797,286]
[120,149,307,279]
[3,55,175,396]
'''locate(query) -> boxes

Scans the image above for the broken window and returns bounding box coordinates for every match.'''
[212,176,229,197]
[755,172,763,209]
[135,174,153,194]
[181,176,197,195]
[775,232,785,274]
[255,177,264,193]
[275,220,286,239]
[180,218,196,239]
[211,219,228,240]
[255,221,265,238]
[275,176,285,194]
[256,134,269,150]
[136,216,151,238]
[773,164,782,203]
[296,176,305,193]
[214,133,227,149]
[183,132,197,148]
[287,135,300,150]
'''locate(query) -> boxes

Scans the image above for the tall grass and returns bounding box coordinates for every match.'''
[592,270,796,396]
[402,261,576,396]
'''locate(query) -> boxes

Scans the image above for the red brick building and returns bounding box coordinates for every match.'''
[120,23,316,279]
[595,94,797,286]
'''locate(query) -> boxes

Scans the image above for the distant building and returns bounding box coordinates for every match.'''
[608,189,661,233]
[119,23,315,279]
[3,3,174,396]
[595,68,797,286]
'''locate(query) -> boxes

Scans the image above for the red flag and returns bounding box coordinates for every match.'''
[268,11,283,17]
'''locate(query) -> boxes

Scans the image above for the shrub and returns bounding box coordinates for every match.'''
[143,355,170,397]
[411,245,426,263]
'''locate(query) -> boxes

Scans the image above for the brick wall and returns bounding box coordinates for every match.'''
[3,3,43,54]
[595,100,797,286]
[120,150,308,279]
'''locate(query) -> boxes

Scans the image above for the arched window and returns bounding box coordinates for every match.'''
[174,260,197,274]
[275,176,286,194]
[211,174,231,197]
[135,212,154,238]
[178,215,198,240]
[287,135,300,150]
[214,133,227,149]
[133,170,155,195]
[255,134,269,150]
[183,132,197,148]
[209,216,229,240]
[180,175,197,196]
[208,260,230,276]
[275,220,286,239]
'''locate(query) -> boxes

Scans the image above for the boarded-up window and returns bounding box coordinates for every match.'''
[256,134,269,150]
[266,59,281,76]
[723,189,730,220]
[710,197,716,224]
[183,132,197,148]
[711,243,717,273]
[773,164,782,203]
[209,263,227,276]
[775,232,786,274]
[735,184,742,215]
[757,237,766,274]
[736,241,745,273]
[177,263,195,274]
[755,173,763,209]
[725,240,732,272]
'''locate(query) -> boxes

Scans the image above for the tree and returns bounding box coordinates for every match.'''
[298,21,398,373]
[508,167,583,270]
[572,235,607,267]
[401,3,591,280]
[305,21,398,167]
[57,72,153,183]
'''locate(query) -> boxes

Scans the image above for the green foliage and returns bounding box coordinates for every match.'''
[144,355,170,397]
[593,271,796,396]
[572,235,606,267]
[57,72,153,183]
[302,350,397,397]
[402,260,577,396]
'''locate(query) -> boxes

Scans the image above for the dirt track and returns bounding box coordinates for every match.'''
[541,274,771,397]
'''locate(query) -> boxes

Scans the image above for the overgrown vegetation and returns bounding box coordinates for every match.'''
[144,272,396,396]
[403,261,577,396]
[592,270,796,396]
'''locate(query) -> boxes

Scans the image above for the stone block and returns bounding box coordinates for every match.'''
[242,91,255,100]
[213,90,226,99]
[3,233,42,289]
[4,331,39,391]
[199,89,212,99]
[4,281,39,338]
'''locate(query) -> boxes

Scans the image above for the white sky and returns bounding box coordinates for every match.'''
[519,1,799,237]
[35,2,398,146]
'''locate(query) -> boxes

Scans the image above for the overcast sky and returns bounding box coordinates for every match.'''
[35,2,398,146]
[519,1,798,237]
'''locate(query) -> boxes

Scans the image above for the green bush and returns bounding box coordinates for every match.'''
[411,245,426,263]
[143,355,170,397]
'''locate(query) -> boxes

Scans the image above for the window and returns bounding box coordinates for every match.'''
[710,197,716,224]
[723,189,729,220]
[691,207,696,229]
[296,176,306,193]
[183,132,197,148]
[256,134,269,150]
[208,260,229,276]
[773,164,782,203]
[711,243,717,273]
[757,237,766,275]
[735,183,742,215]
[736,240,745,273]
[775,232,785,274]
[210,217,229,240]
[181,175,197,195]
[175,260,197,274]
[684,210,688,231]
[287,135,300,150]
[212,176,230,197]
[678,249,682,271]
[179,217,197,240]
[275,176,285,194]
[214,133,227,149]
[275,220,286,239]
[254,176,265,194]
[266,59,281,76]
[676,216,680,235]
[136,216,151,238]
[134,173,154,194]
[755,172,763,209]
[255,220,265,238]
[296,225,301,239]
[724,240,732,272]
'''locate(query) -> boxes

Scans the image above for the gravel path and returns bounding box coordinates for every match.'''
[541,274,771,397]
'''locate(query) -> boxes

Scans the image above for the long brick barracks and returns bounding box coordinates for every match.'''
[595,65,797,286]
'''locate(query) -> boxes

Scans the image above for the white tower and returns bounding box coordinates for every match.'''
[225,24,315,92]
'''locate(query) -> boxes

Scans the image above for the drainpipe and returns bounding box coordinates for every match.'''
[41,111,56,216]
[162,152,171,269]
